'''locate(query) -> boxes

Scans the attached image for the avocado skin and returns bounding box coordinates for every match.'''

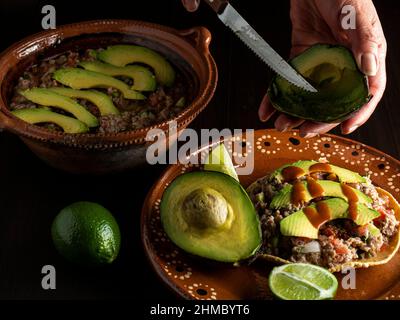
[268,44,370,123]
[160,171,262,263]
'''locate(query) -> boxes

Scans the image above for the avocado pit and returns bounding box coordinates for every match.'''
[182,187,229,231]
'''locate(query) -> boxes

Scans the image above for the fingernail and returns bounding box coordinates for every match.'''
[182,0,199,12]
[361,53,377,76]
[343,125,359,135]
[259,110,268,122]
[274,116,288,132]
[300,132,318,139]
[275,122,289,132]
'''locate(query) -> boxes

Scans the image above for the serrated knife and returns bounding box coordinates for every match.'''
[203,0,317,92]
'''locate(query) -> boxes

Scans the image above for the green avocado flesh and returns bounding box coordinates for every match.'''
[272,160,365,183]
[47,87,120,116]
[280,198,380,239]
[204,143,239,181]
[268,44,370,123]
[80,61,157,92]
[270,180,372,209]
[12,108,88,133]
[98,45,175,86]
[53,68,146,100]
[20,88,99,127]
[160,171,262,263]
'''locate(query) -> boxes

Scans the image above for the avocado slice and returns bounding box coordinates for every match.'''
[47,87,120,116]
[204,143,239,181]
[53,68,146,100]
[98,45,175,86]
[270,180,372,209]
[160,171,262,263]
[20,88,99,127]
[272,160,366,183]
[367,223,381,238]
[268,44,370,123]
[12,108,88,133]
[280,198,380,239]
[80,61,157,92]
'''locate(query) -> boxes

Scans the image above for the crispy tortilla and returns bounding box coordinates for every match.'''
[259,187,400,273]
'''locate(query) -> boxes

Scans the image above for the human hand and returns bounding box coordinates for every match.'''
[181,0,200,12]
[259,0,387,138]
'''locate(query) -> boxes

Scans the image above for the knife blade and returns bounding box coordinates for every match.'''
[203,0,317,92]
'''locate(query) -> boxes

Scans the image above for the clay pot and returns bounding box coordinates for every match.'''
[0,20,217,174]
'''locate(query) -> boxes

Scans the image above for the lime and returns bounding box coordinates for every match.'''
[268,263,338,300]
[204,143,239,181]
[51,201,121,265]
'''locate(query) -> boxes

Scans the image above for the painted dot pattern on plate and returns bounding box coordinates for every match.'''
[143,130,400,300]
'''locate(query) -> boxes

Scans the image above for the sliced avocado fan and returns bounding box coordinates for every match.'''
[47,87,120,116]
[12,108,88,133]
[98,45,175,86]
[53,68,146,100]
[80,61,157,92]
[272,160,366,183]
[270,180,372,209]
[280,198,380,239]
[20,88,99,127]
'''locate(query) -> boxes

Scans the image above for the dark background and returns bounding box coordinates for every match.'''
[0,0,398,300]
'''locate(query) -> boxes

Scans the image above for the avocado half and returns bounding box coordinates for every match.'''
[160,171,262,263]
[268,44,370,123]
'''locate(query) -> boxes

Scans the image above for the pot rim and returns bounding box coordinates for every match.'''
[0,19,218,149]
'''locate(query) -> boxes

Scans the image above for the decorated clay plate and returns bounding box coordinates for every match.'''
[141,129,400,300]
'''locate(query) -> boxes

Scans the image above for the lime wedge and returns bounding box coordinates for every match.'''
[269,263,338,300]
[204,143,239,181]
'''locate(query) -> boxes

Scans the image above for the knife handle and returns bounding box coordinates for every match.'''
[203,0,229,14]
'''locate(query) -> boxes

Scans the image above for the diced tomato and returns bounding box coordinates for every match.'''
[322,227,336,237]
[380,243,389,251]
[332,238,350,255]
[374,207,391,222]
[354,225,368,237]
[335,245,350,255]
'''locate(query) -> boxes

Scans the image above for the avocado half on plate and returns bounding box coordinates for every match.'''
[247,160,400,272]
[268,44,371,123]
[160,155,400,272]
[161,171,262,263]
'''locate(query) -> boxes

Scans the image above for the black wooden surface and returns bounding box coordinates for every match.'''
[0,0,399,300]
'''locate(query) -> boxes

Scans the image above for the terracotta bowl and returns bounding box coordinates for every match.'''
[0,20,217,174]
[142,129,400,300]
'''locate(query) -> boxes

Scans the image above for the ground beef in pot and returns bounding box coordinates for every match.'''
[10,48,190,134]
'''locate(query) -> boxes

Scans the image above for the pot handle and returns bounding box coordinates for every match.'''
[0,109,10,132]
[177,26,212,54]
